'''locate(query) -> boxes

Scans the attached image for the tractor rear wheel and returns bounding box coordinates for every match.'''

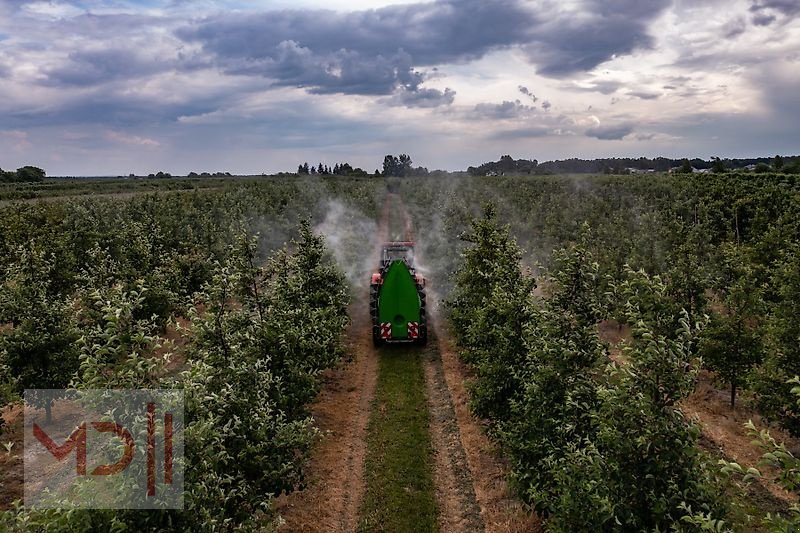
[370,283,382,346]
[417,285,428,346]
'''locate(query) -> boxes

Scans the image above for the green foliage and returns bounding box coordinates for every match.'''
[0,166,45,183]
[170,223,349,530]
[720,378,800,531]
[0,176,380,529]
[753,241,800,433]
[449,206,725,531]
[447,204,536,422]
[0,243,80,421]
[699,245,764,406]
[710,157,727,173]
[75,282,165,390]
[589,308,723,530]
[382,154,413,177]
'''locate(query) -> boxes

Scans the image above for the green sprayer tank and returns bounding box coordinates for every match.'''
[370,242,428,346]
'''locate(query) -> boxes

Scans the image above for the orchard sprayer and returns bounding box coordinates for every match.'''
[370,241,428,346]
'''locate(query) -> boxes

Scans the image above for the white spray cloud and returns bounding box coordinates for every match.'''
[315,198,380,288]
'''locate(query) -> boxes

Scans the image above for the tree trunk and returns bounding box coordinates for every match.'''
[44,401,52,425]
[730,381,736,408]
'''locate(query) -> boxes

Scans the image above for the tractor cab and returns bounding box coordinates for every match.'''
[380,241,416,268]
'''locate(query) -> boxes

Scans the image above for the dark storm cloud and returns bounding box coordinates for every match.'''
[749,0,800,25]
[522,0,672,77]
[518,85,538,102]
[752,12,777,25]
[177,2,533,71]
[223,43,424,96]
[585,123,634,140]
[176,0,671,95]
[751,0,800,16]
[175,0,532,97]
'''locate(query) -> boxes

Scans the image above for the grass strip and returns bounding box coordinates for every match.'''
[359,347,437,532]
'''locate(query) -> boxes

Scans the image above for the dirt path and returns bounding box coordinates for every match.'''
[274,301,379,531]
[422,323,485,532]
[404,188,535,531]
[277,191,534,531]
[431,312,540,533]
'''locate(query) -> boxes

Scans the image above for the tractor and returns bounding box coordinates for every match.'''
[370,241,427,346]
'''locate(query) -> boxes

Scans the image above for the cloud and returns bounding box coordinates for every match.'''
[1,0,797,175]
[751,0,800,16]
[749,0,800,25]
[569,79,624,95]
[752,12,776,25]
[522,0,672,77]
[722,17,747,38]
[1,87,223,129]
[175,1,534,97]
[490,125,554,139]
[585,123,634,140]
[473,99,538,119]
[105,130,160,147]
[518,85,538,102]
[0,130,31,151]
[43,48,173,87]
[628,90,660,100]
[176,0,672,97]
[21,1,83,19]
[387,87,456,107]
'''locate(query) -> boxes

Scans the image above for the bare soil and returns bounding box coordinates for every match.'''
[422,323,485,532]
[683,371,800,504]
[0,403,24,510]
[432,312,540,533]
[156,316,192,377]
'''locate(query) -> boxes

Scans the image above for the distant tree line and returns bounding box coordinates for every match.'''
[297,162,370,177]
[381,154,429,177]
[0,166,46,183]
[145,171,174,178]
[187,171,233,177]
[294,155,429,178]
[468,155,800,176]
[467,155,538,176]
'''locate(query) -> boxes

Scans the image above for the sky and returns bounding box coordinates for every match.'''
[0,0,798,175]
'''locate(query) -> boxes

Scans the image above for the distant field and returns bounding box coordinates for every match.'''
[0,176,269,203]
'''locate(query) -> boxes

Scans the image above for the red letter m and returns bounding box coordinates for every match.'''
[33,423,87,475]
